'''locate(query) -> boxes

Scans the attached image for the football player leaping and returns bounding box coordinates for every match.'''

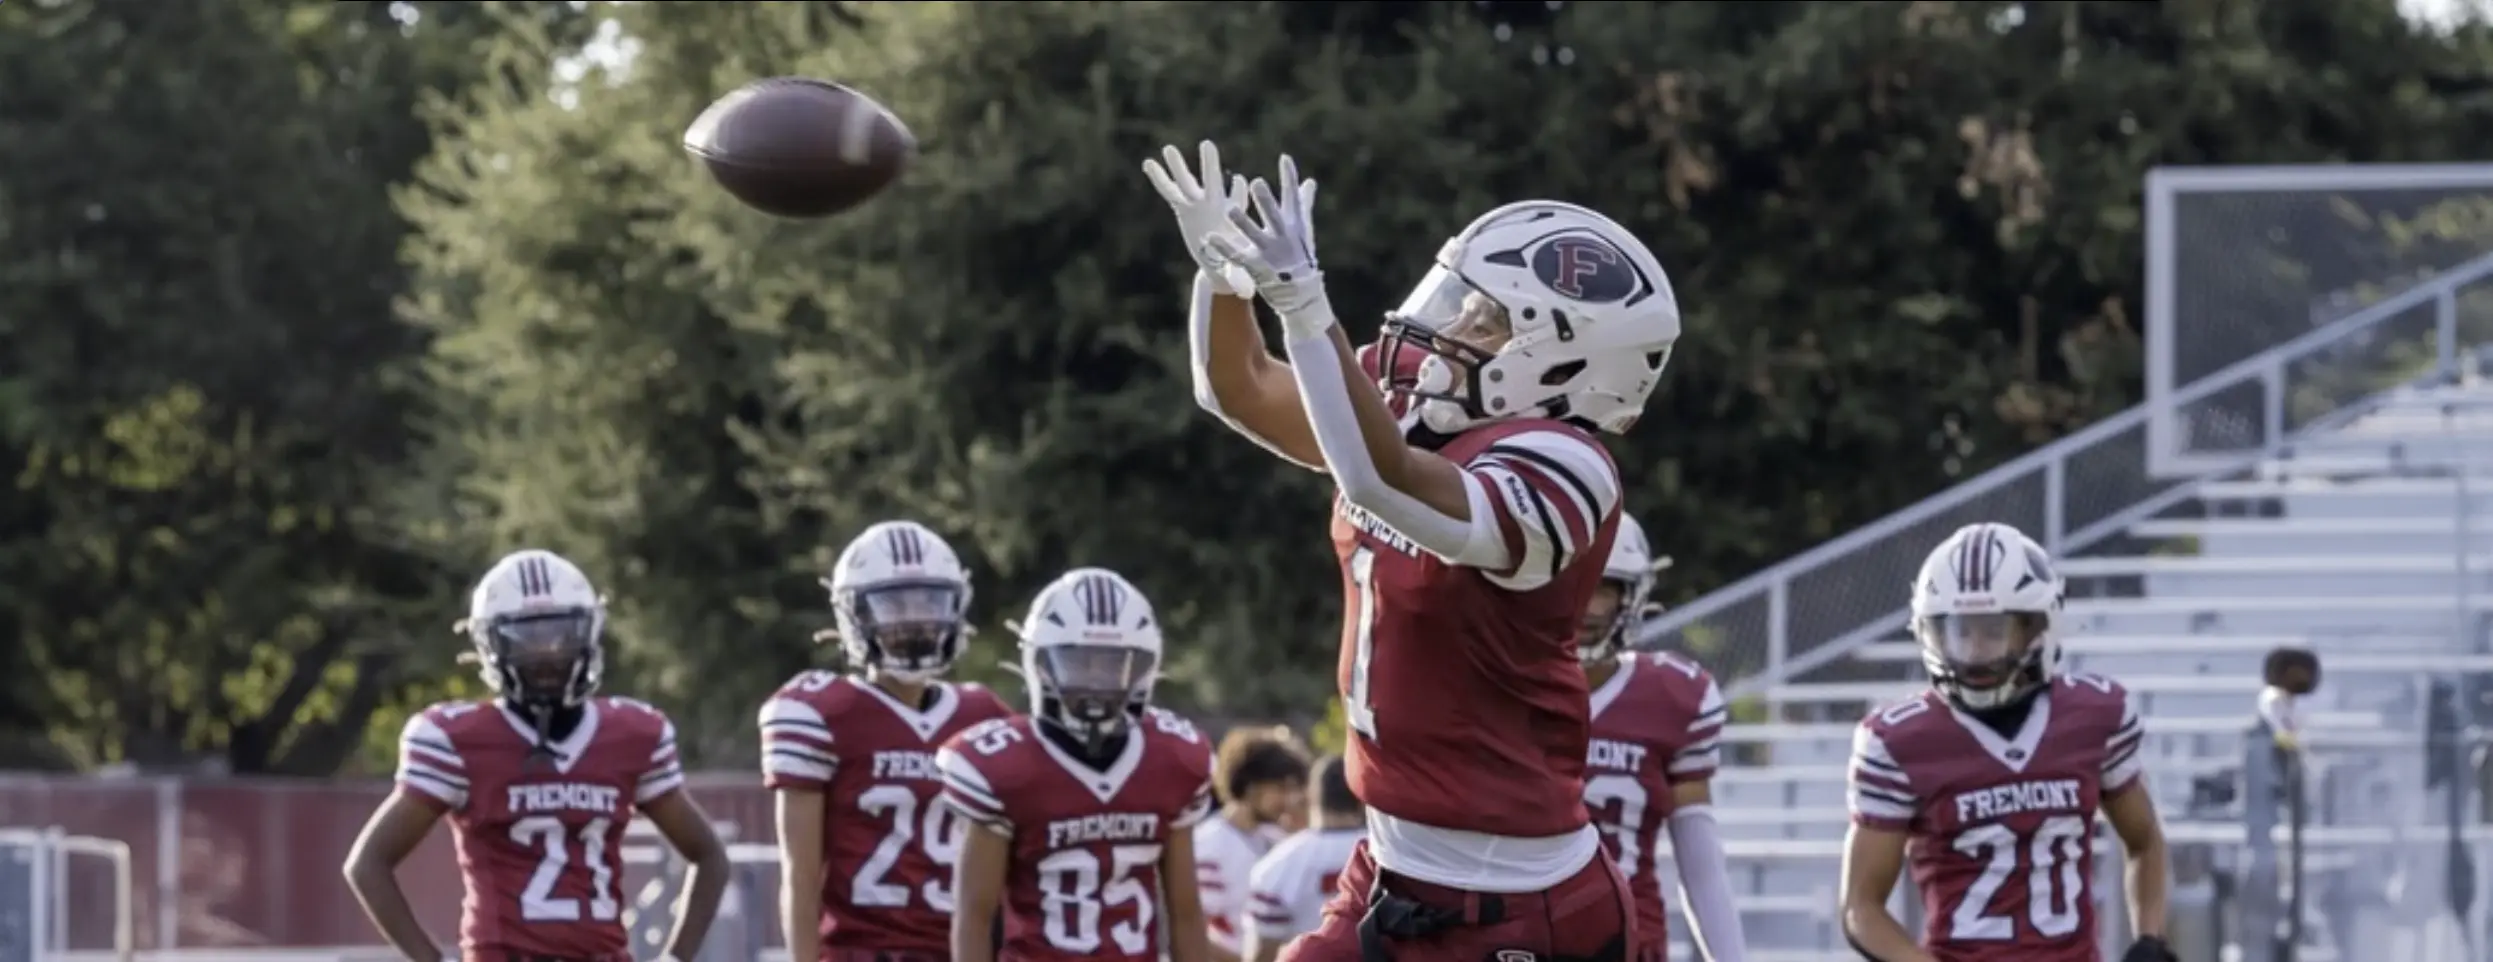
[1147,144,1680,962]
[1579,514,1747,962]
[1839,522,2176,962]
[344,549,729,962]
[760,521,1016,962]
[938,568,1217,962]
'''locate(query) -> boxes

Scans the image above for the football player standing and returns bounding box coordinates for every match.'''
[1146,144,1681,962]
[1839,522,2176,962]
[760,521,1017,962]
[343,549,729,962]
[938,568,1217,962]
[1579,514,1747,962]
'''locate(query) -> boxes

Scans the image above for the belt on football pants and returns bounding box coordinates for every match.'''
[1356,868,1507,962]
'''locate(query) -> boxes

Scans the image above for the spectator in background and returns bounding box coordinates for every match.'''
[1244,754,1366,962]
[1196,725,1311,961]
[2259,646,2321,752]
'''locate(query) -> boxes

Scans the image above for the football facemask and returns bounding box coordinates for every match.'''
[843,581,965,676]
[1378,268,1514,433]
[482,609,600,708]
[1034,644,1156,749]
[1917,610,2048,709]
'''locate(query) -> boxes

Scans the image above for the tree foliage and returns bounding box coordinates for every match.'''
[0,0,582,771]
[12,0,2493,769]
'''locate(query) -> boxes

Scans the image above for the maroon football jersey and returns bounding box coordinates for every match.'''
[395,696,686,962]
[1329,415,1620,839]
[1847,674,2145,962]
[758,672,1017,955]
[1585,650,1727,948]
[934,710,1215,962]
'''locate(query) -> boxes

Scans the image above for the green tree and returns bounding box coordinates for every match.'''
[0,0,580,772]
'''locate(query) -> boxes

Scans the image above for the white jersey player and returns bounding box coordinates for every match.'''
[1243,755,1365,962]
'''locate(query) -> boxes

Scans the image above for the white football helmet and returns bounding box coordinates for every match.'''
[1012,567,1162,751]
[1909,522,2064,710]
[1378,200,1680,436]
[465,549,606,710]
[825,520,974,683]
[1580,513,1667,665]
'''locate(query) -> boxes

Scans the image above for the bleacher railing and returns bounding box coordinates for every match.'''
[1635,249,2493,700]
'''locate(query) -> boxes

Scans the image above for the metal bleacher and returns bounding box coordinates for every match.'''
[1635,168,2493,962]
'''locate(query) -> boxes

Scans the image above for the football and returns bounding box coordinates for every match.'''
[681,77,915,219]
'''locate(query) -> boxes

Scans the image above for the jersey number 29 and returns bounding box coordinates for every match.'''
[1949,815,2089,941]
[853,785,965,911]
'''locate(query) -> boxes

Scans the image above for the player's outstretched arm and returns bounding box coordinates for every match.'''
[643,788,731,960]
[1213,158,1532,565]
[1190,269,1327,471]
[341,789,449,962]
[1161,828,1216,962]
[1837,824,1934,962]
[771,788,828,962]
[1147,140,1328,471]
[2104,784,2173,955]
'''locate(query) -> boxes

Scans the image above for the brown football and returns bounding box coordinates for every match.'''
[682,77,914,219]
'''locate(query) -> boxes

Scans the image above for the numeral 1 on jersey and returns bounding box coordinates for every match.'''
[510,815,620,922]
[1345,546,1380,741]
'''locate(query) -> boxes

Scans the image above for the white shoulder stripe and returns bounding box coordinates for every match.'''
[1484,429,1619,518]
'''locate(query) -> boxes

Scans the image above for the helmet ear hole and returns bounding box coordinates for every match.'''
[1540,360,1587,387]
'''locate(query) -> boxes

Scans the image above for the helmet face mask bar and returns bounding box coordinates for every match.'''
[837,579,967,678]
[1916,610,2049,710]
[1031,643,1157,753]
[477,608,603,710]
[1377,267,1512,429]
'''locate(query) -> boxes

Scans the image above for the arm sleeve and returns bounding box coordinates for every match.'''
[636,719,686,803]
[1669,674,1728,780]
[758,695,838,788]
[936,744,1014,836]
[2103,690,2146,792]
[1190,271,1322,471]
[1846,725,1918,830]
[1668,806,1749,962]
[1281,330,1501,563]
[1463,430,1624,591]
[395,713,469,810]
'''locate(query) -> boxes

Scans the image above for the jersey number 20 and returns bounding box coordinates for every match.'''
[1949,815,2088,941]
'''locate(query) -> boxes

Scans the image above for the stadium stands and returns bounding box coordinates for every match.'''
[1657,379,2493,962]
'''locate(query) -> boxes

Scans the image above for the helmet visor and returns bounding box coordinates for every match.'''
[1916,611,2043,689]
[1035,645,1156,725]
[853,583,962,667]
[489,611,596,700]
[1389,266,1510,358]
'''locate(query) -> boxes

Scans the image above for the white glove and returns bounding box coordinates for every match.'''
[1143,141,1260,297]
[1207,155,1334,339]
